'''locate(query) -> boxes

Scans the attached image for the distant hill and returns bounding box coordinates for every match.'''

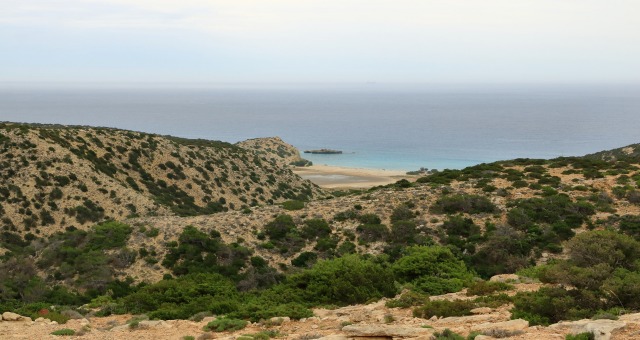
[584,143,640,161]
[0,122,321,234]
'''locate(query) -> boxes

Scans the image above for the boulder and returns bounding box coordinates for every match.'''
[61,309,84,319]
[471,319,529,332]
[269,316,291,324]
[470,307,493,315]
[342,324,435,338]
[2,312,23,321]
[139,320,172,328]
[489,274,520,283]
[316,335,348,340]
[549,319,627,340]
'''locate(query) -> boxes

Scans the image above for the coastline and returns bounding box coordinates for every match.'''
[292,164,414,189]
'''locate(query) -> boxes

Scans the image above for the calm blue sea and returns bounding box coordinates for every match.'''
[1,83,639,171]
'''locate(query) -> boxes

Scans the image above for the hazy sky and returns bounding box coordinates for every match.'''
[1,0,639,83]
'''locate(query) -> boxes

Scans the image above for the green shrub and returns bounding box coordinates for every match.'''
[430,194,497,215]
[385,291,430,308]
[466,281,513,296]
[432,328,465,340]
[392,246,474,295]
[51,329,75,336]
[282,200,305,211]
[287,254,397,305]
[203,317,248,332]
[565,333,595,340]
[265,215,297,240]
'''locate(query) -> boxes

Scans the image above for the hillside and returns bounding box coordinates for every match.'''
[0,123,321,235]
[585,142,640,162]
[2,127,640,339]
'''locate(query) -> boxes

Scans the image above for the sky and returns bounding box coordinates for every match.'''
[1,0,640,84]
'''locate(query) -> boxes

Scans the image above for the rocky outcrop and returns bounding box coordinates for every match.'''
[341,324,435,338]
[549,319,627,340]
[1,312,31,322]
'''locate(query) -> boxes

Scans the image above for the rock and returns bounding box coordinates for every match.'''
[139,320,172,328]
[269,316,291,324]
[473,336,495,340]
[317,336,348,340]
[2,312,23,321]
[35,317,46,323]
[80,318,90,325]
[489,274,520,283]
[549,319,627,340]
[61,309,84,319]
[49,321,58,325]
[470,319,529,333]
[110,324,130,332]
[436,314,502,326]
[470,307,493,315]
[311,325,319,329]
[342,324,435,337]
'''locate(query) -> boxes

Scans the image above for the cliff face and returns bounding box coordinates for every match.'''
[0,123,321,234]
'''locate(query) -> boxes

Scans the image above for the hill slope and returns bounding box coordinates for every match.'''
[0,123,321,235]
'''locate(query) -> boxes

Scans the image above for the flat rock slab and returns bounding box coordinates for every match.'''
[342,324,435,338]
[549,319,627,340]
[470,319,529,333]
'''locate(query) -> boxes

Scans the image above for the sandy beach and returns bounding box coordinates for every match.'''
[293,164,413,189]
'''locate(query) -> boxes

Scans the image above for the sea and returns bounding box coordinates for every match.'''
[1,83,639,171]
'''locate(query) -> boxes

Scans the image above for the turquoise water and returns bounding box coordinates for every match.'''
[1,83,639,171]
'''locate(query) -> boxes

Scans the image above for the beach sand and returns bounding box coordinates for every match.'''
[293,164,413,189]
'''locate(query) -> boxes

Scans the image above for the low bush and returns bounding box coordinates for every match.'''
[203,317,248,332]
[51,329,75,336]
[565,333,595,340]
[466,280,513,296]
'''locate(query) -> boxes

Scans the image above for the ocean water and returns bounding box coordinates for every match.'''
[1,83,639,171]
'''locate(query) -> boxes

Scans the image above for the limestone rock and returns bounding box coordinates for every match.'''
[139,320,172,328]
[489,274,520,283]
[269,316,291,324]
[470,319,529,333]
[61,309,84,319]
[110,324,130,332]
[317,335,348,340]
[2,312,23,321]
[342,324,435,337]
[470,307,493,315]
[549,319,627,340]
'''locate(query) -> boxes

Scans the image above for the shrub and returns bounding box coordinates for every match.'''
[301,219,331,240]
[265,215,297,240]
[393,246,474,295]
[431,328,465,340]
[385,291,430,308]
[466,281,513,296]
[282,200,305,211]
[430,194,497,215]
[51,329,75,336]
[291,252,318,267]
[203,317,248,332]
[356,224,389,243]
[565,333,595,340]
[287,255,397,305]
